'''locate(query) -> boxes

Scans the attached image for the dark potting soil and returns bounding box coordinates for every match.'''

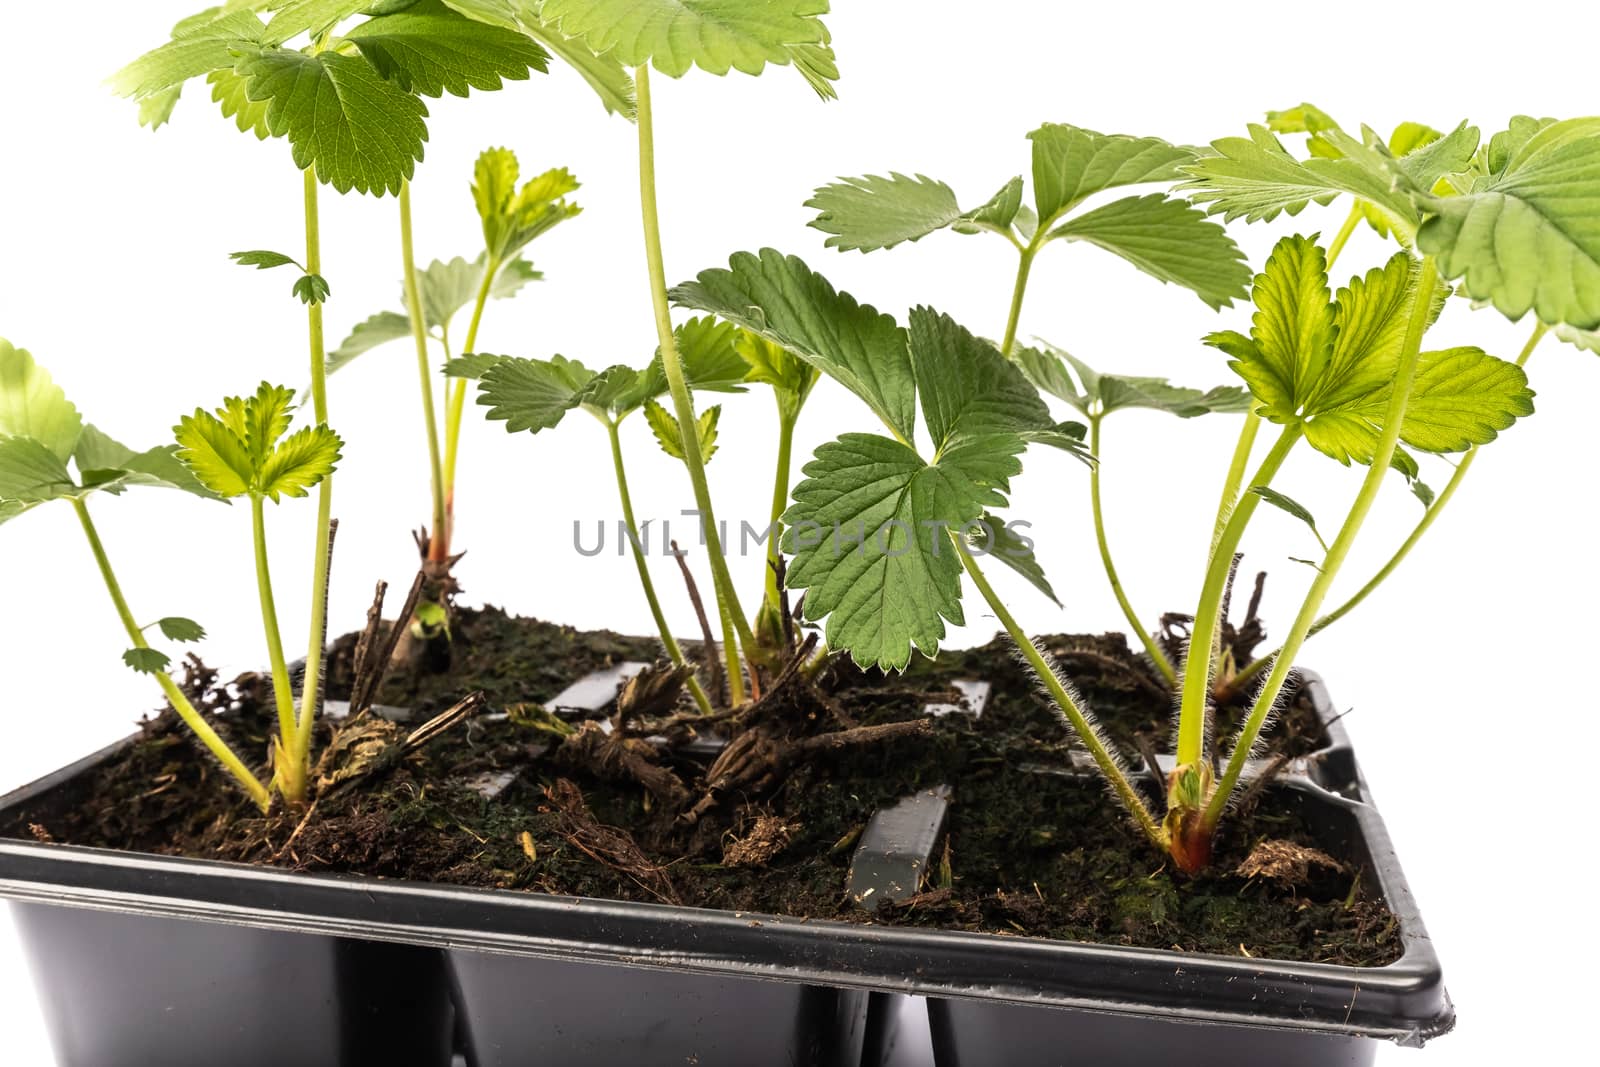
[2,606,1397,967]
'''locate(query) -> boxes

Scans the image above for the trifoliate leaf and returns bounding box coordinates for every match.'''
[670,249,916,443]
[0,435,75,503]
[174,409,253,498]
[209,68,273,139]
[1250,486,1326,551]
[293,274,332,305]
[967,513,1058,606]
[345,0,550,98]
[806,174,963,252]
[781,431,1025,670]
[1028,123,1194,223]
[1048,193,1250,310]
[237,48,429,196]
[1212,234,1334,423]
[263,0,372,45]
[907,307,1049,451]
[231,249,300,270]
[110,9,267,102]
[477,354,596,433]
[1418,124,1600,330]
[472,150,582,261]
[326,312,414,378]
[643,398,720,462]
[123,647,172,675]
[0,340,84,462]
[440,0,636,115]
[538,0,831,81]
[157,617,207,643]
[257,424,342,502]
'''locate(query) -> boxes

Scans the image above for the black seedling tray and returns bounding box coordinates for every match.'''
[0,667,1449,1067]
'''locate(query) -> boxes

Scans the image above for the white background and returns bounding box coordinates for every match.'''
[1,2,1593,1063]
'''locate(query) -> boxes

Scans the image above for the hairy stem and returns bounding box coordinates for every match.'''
[633,64,756,692]
[1204,257,1442,829]
[606,418,714,715]
[295,166,334,790]
[761,407,799,613]
[1210,410,1262,552]
[1230,321,1548,691]
[250,495,299,761]
[400,181,449,564]
[1089,416,1176,684]
[442,255,499,548]
[958,537,1166,849]
[1175,423,1303,765]
[74,498,270,811]
[999,244,1038,358]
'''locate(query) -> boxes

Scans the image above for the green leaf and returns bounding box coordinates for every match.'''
[209,68,273,139]
[293,274,332,305]
[538,0,831,81]
[1019,421,1093,465]
[1028,123,1194,223]
[0,498,35,527]
[967,513,1058,606]
[670,316,751,393]
[345,0,550,98]
[670,249,916,443]
[263,0,373,45]
[782,431,1024,671]
[123,647,172,675]
[806,173,963,253]
[1250,486,1326,551]
[157,617,207,643]
[1182,125,1419,230]
[236,48,429,196]
[737,329,818,413]
[231,249,301,270]
[472,149,582,263]
[907,307,1050,450]
[643,398,720,462]
[110,9,267,101]
[174,408,253,498]
[1212,234,1334,422]
[0,340,84,462]
[414,255,493,331]
[477,354,596,433]
[327,312,414,376]
[69,425,219,500]
[960,176,1025,232]
[139,85,184,129]
[439,0,636,115]
[1049,193,1250,310]
[0,435,75,503]
[1418,126,1600,330]
[258,424,342,502]
[442,353,501,379]
[1016,343,1249,419]
[1556,323,1600,355]
[242,383,297,465]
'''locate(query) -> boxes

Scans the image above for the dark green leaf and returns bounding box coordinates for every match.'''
[231,249,300,270]
[440,0,636,115]
[1049,193,1250,310]
[967,514,1058,606]
[293,273,332,305]
[123,647,172,675]
[1250,486,1326,550]
[157,617,207,643]
[477,354,596,433]
[907,307,1050,450]
[345,0,550,98]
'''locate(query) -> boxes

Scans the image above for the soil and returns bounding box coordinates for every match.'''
[2,606,1398,967]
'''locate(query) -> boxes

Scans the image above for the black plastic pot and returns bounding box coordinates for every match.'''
[0,669,1449,1067]
[852,672,1452,1067]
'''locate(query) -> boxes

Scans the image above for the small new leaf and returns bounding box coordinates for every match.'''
[157,617,207,643]
[1251,486,1327,551]
[293,274,332,305]
[231,250,301,271]
[643,399,721,463]
[123,647,172,675]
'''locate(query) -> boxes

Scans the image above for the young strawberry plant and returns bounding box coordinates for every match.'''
[0,341,275,810]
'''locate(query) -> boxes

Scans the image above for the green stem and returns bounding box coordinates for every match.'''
[716,591,745,706]
[400,181,449,563]
[1205,257,1441,828]
[442,255,499,542]
[761,407,799,612]
[74,498,270,811]
[1175,423,1303,765]
[957,537,1166,849]
[1230,321,1548,690]
[633,64,756,690]
[1210,410,1262,552]
[607,418,714,715]
[250,495,298,750]
[294,166,334,790]
[999,244,1038,358]
[1089,416,1176,685]
[1325,204,1363,270]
